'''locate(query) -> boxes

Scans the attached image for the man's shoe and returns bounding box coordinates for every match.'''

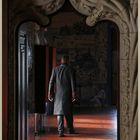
[59,133,65,137]
[68,130,76,134]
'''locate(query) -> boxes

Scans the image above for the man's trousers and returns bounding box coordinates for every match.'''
[57,113,74,134]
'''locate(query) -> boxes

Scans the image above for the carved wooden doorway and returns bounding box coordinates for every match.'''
[17,22,48,140]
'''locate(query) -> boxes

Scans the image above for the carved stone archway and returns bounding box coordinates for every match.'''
[67,1,137,140]
[6,0,137,140]
[68,1,138,140]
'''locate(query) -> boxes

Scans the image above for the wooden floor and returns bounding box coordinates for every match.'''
[35,107,117,140]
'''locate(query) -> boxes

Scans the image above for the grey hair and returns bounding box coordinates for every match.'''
[61,55,69,61]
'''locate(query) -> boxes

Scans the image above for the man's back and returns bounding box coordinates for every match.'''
[48,55,76,136]
[55,64,74,93]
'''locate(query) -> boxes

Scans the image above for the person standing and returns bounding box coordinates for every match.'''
[48,55,76,137]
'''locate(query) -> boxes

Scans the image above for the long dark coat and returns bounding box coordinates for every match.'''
[48,64,76,115]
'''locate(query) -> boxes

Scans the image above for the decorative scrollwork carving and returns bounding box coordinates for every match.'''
[86,6,103,26]
[33,0,65,15]
[69,0,97,15]
[69,1,137,140]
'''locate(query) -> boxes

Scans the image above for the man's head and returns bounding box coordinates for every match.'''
[60,55,69,64]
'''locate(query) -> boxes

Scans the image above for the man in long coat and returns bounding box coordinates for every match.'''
[48,55,76,137]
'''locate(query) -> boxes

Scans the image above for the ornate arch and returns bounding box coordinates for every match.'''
[7,0,137,140]
[68,1,138,140]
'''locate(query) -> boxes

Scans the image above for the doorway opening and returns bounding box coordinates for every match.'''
[17,15,119,140]
[44,18,119,140]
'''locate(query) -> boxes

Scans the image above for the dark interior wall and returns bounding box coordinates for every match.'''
[110,26,119,106]
[55,22,109,106]
[34,45,46,113]
[46,11,119,107]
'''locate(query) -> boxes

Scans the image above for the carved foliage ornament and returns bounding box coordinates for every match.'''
[69,0,98,15]
[33,0,65,15]
[86,6,103,26]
